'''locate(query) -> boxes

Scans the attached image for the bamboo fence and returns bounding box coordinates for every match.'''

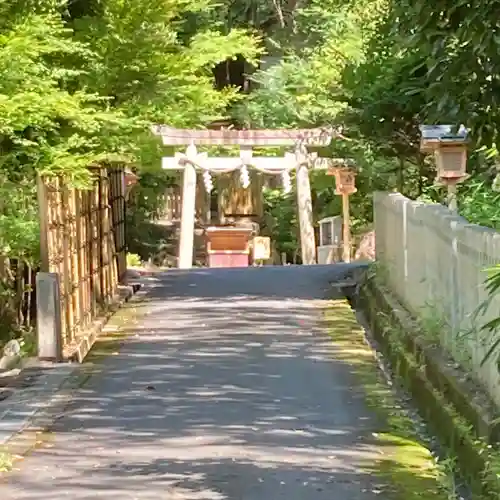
[37,166,127,351]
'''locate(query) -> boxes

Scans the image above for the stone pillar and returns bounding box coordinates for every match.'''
[178,145,198,269]
[36,272,63,361]
[295,147,316,265]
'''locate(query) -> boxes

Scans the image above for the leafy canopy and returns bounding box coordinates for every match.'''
[0,0,261,264]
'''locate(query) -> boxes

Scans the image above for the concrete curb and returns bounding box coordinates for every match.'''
[0,363,80,447]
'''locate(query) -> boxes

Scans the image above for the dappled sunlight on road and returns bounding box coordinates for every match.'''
[2,264,394,500]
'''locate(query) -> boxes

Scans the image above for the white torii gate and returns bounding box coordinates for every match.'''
[152,126,342,269]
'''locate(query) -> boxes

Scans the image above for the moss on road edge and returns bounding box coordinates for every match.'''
[356,275,500,499]
[323,299,455,500]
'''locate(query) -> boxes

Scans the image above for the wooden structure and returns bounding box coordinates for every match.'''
[205,227,253,268]
[154,127,342,268]
[37,167,127,358]
[161,186,182,221]
[328,165,357,263]
[419,124,469,213]
[217,169,263,225]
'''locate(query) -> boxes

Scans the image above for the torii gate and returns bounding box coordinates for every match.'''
[152,126,341,268]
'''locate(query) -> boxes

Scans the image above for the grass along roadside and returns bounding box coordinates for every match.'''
[0,448,13,472]
[360,277,500,498]
[82,297,152,364]
[323,299,460,500]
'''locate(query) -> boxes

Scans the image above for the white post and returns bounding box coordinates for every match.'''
[295,146,316,265]
[178,144,198,269]
[281,252,287,265]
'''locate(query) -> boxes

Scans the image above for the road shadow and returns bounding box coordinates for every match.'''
[2,263,407,500]
[136,262,367,301]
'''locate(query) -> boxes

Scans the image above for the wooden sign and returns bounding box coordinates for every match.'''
[333,168,357,195]
[253,236,271,261]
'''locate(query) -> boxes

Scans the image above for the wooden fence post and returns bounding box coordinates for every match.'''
[342,193,351,263]
[37,174,50,273]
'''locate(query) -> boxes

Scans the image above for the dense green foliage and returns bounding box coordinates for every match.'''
[0,0,260,337]
[2,0,500,340]
[0,0,260,255]
[262,187,299,263]
[238,0,500,231]
[3,0,498,258]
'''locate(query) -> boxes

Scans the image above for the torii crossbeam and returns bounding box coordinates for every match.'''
[152,126,337,146]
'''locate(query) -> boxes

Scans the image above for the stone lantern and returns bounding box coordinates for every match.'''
[419,124,469,212]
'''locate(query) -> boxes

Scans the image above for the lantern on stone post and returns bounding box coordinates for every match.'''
[419,125,468,213]
[327,161,357,263]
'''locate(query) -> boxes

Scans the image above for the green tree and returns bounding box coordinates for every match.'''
[0,0,261,338]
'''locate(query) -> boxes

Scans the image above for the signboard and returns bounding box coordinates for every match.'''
[253,236,271,261]
[328,168,357,195]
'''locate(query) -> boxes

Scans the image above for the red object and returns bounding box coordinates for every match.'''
[208,253,249,268]
[205,227,253,268]
[124,169,138,187]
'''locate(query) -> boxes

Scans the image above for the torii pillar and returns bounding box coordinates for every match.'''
[294,145,316,265]
[178,144,207,269]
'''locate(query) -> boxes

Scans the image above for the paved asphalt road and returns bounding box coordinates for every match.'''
[1,264,390,499]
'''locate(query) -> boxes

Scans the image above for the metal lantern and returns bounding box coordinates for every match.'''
[333,168,357,195]
[124,168,139,200]
[434,142,468,179]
